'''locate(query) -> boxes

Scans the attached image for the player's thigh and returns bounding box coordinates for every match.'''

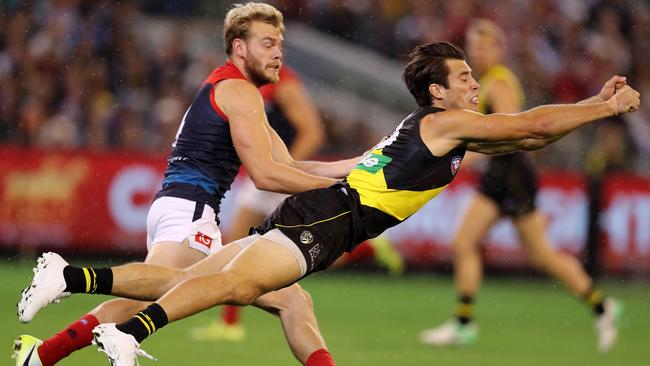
[453,192,501,249]
[224,237,303,293]
[182,238,249,277]
[145,240,206,268]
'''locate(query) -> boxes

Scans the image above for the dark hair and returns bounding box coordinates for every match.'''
[402,42,466,107]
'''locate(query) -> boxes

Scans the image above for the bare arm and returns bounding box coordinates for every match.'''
[292,157,361,179]
[469,75,631,154]
[261,75,353,179]
[468,135,567,154]
[215,79,337,193]
[465,79,522,160]
[432,85,639,157]
[274,78,325,160]
[266,127,358,178]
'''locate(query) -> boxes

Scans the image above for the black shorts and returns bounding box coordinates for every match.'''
[255,183,365,277]
[478,152,538,216]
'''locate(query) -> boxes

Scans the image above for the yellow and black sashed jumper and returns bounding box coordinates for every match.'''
[256,106,466,276]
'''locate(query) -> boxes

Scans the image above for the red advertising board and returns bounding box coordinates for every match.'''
[599,173,650,275]
[1,147,648,274]
[0,147,166,255]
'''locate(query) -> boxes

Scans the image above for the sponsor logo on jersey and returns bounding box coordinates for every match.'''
[355,152,393,174]
[308,243,321,270]
[194,231,213,249]
[300,230,314,244]
[451,156,462,176]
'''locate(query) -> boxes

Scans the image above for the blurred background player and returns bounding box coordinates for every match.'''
[190,64,325,342]
[419,19,623,353]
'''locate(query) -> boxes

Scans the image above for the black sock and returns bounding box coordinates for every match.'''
[456,294,475,325]
[116,303,169,343]
[584,288,605,316]
[63,266,113,294]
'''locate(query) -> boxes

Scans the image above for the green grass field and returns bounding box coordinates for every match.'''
[2,260,649,365]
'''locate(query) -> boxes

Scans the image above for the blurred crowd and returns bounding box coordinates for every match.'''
[0,1,201,153]
[0,0,648,172]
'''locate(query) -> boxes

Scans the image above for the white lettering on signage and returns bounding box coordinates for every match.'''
[601,193,650,255]
[108,166,161,234]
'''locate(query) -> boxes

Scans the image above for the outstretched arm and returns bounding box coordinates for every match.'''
[437,86,639,156]
[468,76,631,154]
[465,77,522,159]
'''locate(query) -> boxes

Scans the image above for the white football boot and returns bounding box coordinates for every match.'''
[420,319,478,346]
[17,252,71,323]
[596,298,623,353]
[92,324,156,366]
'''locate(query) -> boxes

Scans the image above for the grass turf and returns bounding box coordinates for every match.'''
[2,259,649,365]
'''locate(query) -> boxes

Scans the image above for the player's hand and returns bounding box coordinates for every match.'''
[608,85,640,115]
[598,76,627,101]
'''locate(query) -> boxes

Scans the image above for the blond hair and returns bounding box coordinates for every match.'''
[466,18,506,48]
[223,2,285,55]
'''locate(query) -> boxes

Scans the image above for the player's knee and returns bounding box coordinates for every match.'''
[527,250,553,270]
[225,282,263,306]
[283,284,314,312]
[298,286,314,309]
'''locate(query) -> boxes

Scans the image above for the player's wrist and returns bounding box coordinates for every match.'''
[605,98,618,116]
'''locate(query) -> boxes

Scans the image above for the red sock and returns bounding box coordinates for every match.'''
[221,305,241,325]
[37,314,99,366]
[306,349,336,366]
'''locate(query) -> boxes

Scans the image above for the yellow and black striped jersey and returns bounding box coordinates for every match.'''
[346,106,466,238]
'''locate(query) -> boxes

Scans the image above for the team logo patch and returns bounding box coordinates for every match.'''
[300,230,314,245]
[355,153,393,174]
[194,231,213,249]
[67,329,78,339]
[450,156,462,176]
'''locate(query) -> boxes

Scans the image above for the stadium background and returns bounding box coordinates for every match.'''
[1,0,649,365]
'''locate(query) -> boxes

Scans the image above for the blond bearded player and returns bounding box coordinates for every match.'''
[14,3,360,366]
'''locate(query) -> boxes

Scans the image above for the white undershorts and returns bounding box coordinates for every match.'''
[146,196,223,255]
[237,177,289,216]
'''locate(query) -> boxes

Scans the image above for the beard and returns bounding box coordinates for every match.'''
[244,55,278,86]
